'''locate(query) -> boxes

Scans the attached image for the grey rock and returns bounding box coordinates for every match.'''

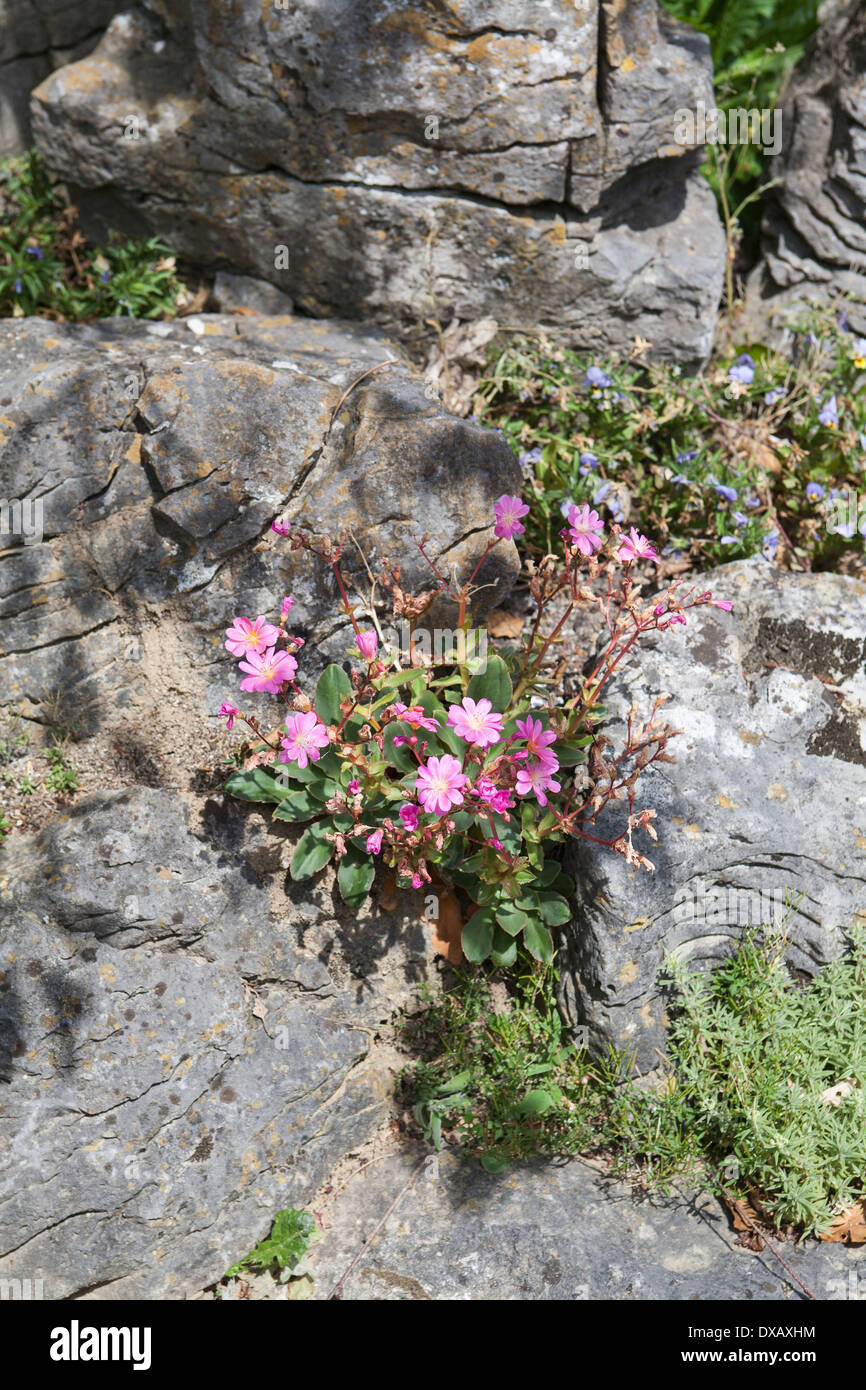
[30,2,724,363]
[746,0,866,334]
[560,559,866,1072]
[0,787,385,1299]
[0,0,126,155]
[305,1149,860,1300]
[0,313,519,736]
[212,272,294,317]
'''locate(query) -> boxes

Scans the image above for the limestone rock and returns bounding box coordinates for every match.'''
[30,2,724,363]
[0,313,519,738]
[560,559,866,1072]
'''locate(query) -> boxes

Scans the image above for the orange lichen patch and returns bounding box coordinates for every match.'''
[545,222,567,244]
[620,56,636,73]
[125,434,143,464]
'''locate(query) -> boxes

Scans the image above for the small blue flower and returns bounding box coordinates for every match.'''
[101,269,111,283]
[13,278,21,294]
[805,482,825,502]
[585,365,611,390]
[670,473,690,487]
[676,449,698,464]
[805,333,821,348]
[745,494,761,509]
[714,484,738,503]
[733,511,748,527]
[818,395,839,428]
[838,310,851,332]
[578,451,599,474]
[720,535,739,545]
[518,446,543,468]
[728,353,755,385]
[762,531,779,560]
[592,482,612,505]
[25,245,43,260]
[764,386,786,405]
[560,496,576,518]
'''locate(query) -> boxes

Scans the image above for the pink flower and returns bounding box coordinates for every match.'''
[280,710,330,768]
[219,701,240,731]
[354,630,378,661]
[493,494,530,540]
[347,779,361,794]
[414,754,468,815]
[411,872,423,890]
[473,777,499,804]
[712,599,733,611]
[366,830,383,854]
[392,703,440,733]
[490,838,504,851]
[567,504,604,557]
[225,614,280,658]
[271,518,291,535]
[399,803,420,830]
[515,716,557,763]
[280,595,294,621]
[491,788,513,814]
[239,647,298,693]
[618,527,659,564]
[447,696,504,748]
[515,759,561,808]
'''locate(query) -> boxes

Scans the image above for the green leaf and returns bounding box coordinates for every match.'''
[466,654,512,714]
[535,859,561,887]
[225,1208,315,1278]
[314,663,352,726]
[461,907,495,962]
[225,767,288,803]
[537,892,571,926]
[523,918,555,963]
[337,845,376,906]
[436,1069,472,1096]
[480,1153,509,1174]
[272,788,323,822]
[290,821,335,880]
[516,1088,554,1117]
[383,721,418,773]
[495,905,528,937]
[490,928,518,968]
[556,744,588,766]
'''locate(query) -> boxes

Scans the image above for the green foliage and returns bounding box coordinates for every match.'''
[225,1208,316,1280]
[402,928,866,1238]
[44,745,78,796]
[0,148,187,320]
[476,306,866,576]
[400,960,618,1167]
[660,0,819,264]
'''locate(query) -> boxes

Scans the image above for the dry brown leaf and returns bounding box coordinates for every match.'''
[378,869,399,912]
[427,884,464,965]
[819,1199,866,1244]
[818,1078,856,1107]
[487,609,525,638]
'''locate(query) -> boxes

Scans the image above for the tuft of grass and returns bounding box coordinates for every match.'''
[400,927,866,1238]
[0,148,188,321]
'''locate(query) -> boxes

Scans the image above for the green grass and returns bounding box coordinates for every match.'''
[0,148,187,321]
[400,926,866,1238]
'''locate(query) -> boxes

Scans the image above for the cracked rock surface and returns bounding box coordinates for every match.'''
[0,313,519,739]
[560,558,866,1072]
[30,1,724,362]
[0,787,392,1299]
[306,1148,860,1300]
